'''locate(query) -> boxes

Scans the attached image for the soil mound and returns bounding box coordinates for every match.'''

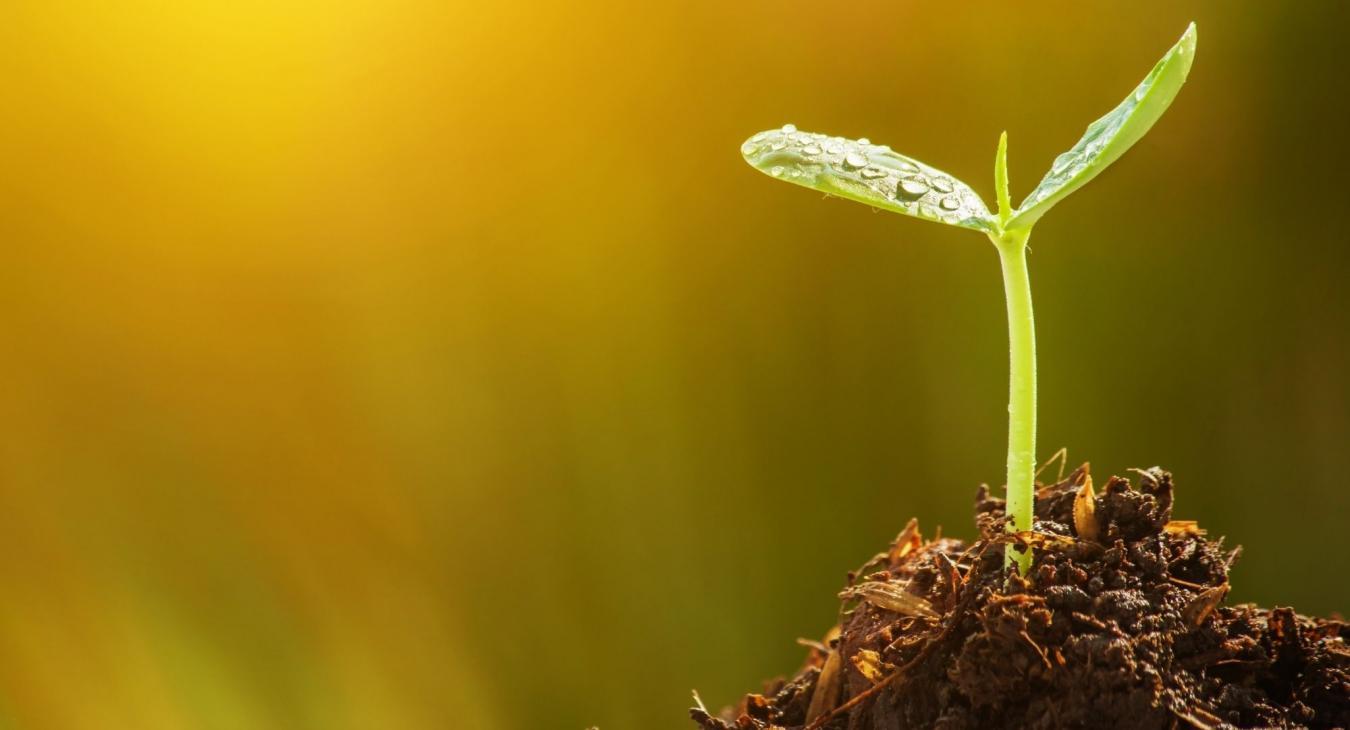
[692,466,1349,729]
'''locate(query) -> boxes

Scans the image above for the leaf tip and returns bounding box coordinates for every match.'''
[1005,22,1199,231]
[994,131,1011,225]
[739,129,769,166]
[1175,22,1197,60]
[739,125,802,172]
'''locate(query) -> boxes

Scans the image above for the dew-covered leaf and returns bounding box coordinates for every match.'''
[741,125,995,233]
[1008,23,1197,231]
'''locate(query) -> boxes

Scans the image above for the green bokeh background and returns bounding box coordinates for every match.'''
[1,2,1346,728]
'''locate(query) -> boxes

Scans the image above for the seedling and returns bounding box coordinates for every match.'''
[740,24,1197,573]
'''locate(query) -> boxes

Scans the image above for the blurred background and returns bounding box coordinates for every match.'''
[1,1,1347,728]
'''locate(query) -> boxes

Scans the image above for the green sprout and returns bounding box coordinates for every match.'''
[740,23,1197,573]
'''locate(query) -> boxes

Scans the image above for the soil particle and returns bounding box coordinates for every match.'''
[692,466,1349,730]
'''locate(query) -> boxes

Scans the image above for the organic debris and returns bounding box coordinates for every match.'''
[1073,474,1099,543]
[889,519,923,567]
[692,467,1349,729]
[840,582,939,620]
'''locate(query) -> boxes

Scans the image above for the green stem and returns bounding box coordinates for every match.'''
[994,230,1036,573]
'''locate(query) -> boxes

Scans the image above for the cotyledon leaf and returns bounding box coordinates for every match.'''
[741,125,996,233]
[1008,22,1197,231]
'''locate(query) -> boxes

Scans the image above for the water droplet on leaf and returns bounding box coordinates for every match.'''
[896,178,929,200]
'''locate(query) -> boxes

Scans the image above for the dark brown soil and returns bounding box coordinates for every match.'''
[692,466,1349,730]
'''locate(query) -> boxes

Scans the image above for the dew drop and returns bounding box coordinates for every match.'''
[939,195,961,211]
[930,177,955,194]
[770,166,785,177]
[894,160,919,173]
[857,137,870,145]
[781,123,798,134]
[859,166,887,179]
[843,151,868,169]
[741,142,758,155]
[896,178,929,200]
[802,144,823,156]
[771,141,787,151]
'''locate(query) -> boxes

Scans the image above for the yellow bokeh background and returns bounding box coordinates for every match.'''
[1,2,1346,728]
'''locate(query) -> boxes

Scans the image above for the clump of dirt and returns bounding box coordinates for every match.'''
[692,466,1349,730]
